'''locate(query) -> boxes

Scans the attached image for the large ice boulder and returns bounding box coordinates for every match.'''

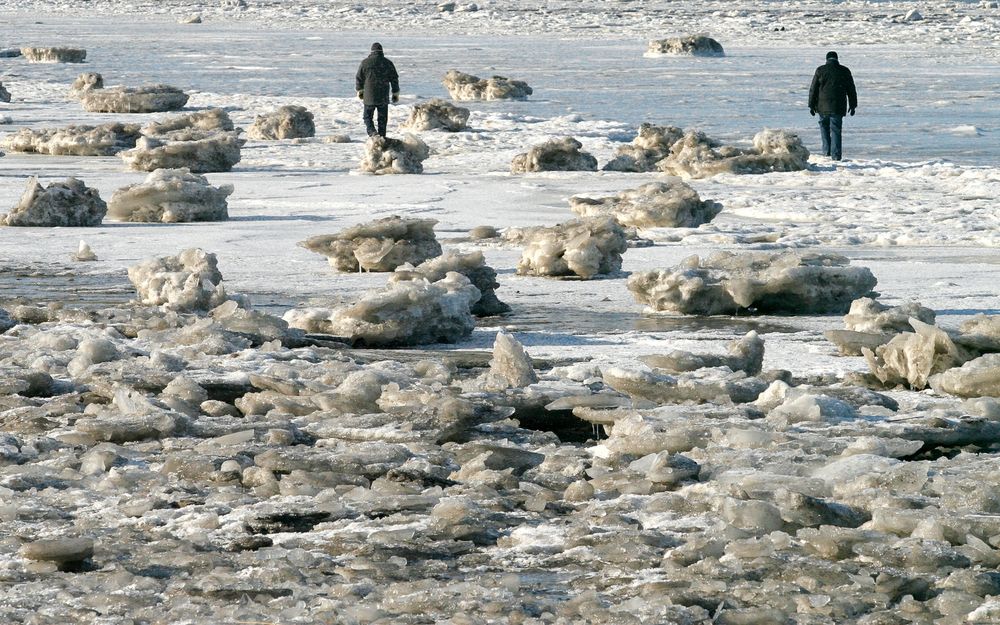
[514,217,627,279]
[68,72,103,99]
[603,123,684,172]
[930,354,1000,398]
[628,251,878,315]
[246,105,315,140]
[141,108,234,140]
[0,123,142,156]
[401,98,470,132]
[659,129,810,178]
[283,272,479,346]
[21,47,86,63]
[393,251,509,316]
[299,216,442,272]
[646,36,725,57]
[2,177,106,227]
[81,85,189,114]
[0,82,10,103]
[442,70,532,101]
[128,248,231,311]
[510,137,598,174]
[569,180,722,229]
[108,168,233,223]
[120,132,242,173]
[359,134,430,174]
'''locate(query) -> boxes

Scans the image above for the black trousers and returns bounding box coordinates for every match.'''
[363,104,389,137]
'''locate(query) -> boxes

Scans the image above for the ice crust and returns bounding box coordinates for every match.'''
[299,216,442,272]
[120,132,243,173]
[510,136,598,174]
[401,98,470,132]
[514,216,627,279]
[628,251,878,315]
[108,168,234,223]
[20,46,86,63]
[127,248,232,311]
[646,35,725,57]
[569,180,722,229]
[393,251,509,316]
[81,84,190,113]
[0,123,142,157]
[246,105,315,140]
[359,134,430,174]
[442,70,532,101]
[1,177,107,227]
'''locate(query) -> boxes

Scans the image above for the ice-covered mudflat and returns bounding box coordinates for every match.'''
[1,1,1000,623]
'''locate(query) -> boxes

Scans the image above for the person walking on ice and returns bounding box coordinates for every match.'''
[808,51,858,161]
[356,42,400,138]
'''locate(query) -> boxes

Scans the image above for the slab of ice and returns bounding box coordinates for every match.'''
[569,180,721,229]
[442,70,532,101]
[299,216,441,272]
[359,134,429,174]
[246,105,315,140]
[0,123,142,156]
[401,98,470,132]
[2,177,106,227]
[514,217,627,279]
[393,251,508,316]
[958,314,1000,354]
[602,123,684,172]
[81,84,189,113]
[20,46,86,63]
[120,132,243,173]
[68,72,103,99]
[128,248,231,311]
[510,137,597,174]
[646,35,725,57]
[930,354,1000,398]
[659,128,810,178]
[629,251,877,315]
[641,331,764,375]
[844,297,936,334]
[108,168,233,223]
[477,330,537,390]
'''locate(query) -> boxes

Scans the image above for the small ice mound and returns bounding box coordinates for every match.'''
[72,241,97,262]
[393,251,509,316]
[0,82,10,103]
[641,331,764,376]
[469,225,499,240]
[0,123,142,157]
[569,180,722,229]
[477,331,537,390]
[299,216,442,272]
[128,248,231,312]
[514,217,627,279]
[2,177,107,227]
[81,84,190,114]
[627,251,878,315]
[931,354,1000,398]
[324,134,352,144]
[68,72,103,99]
[948,125,983,137]
[141,108,234,139]
[401,98,470,132]
[646,35,724,57]
[120,132,243,173]
[863,319,965,390]
[21,47,86,63]
[442,70,532,101]
[180,13,203,24]
[246,105,315,140]
[602,123,684,172]
[108,168,233,223]
[510,137,598,174]
[825,297,937,356]
[359,134,430,174]
[658,129,810,178]
[283,272,480,346]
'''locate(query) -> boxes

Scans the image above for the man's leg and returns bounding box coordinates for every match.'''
[829,115,843,160]
[376,104,389,138]
[818,115,832,157]
[363,105,377,137]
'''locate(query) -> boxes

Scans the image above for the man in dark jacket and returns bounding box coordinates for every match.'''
[808,51,858,161]
[356,42,400,138]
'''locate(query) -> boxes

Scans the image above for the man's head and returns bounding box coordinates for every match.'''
[371,42,383,52]
[826,51,838,61]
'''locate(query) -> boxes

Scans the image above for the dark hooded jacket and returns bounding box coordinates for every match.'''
[808,59,858,116]
[356,51,399,106]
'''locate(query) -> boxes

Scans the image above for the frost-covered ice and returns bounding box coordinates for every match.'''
[108,168,234,223]
[67,72,103,99]
[510,136,598,174]
[401,98,470,132]
[442,70,532,101]
[646,35,725,57]
[246,105,315,140]
[0,123,142,157]
[628,251,878,315]
[359,134,430,174]
[81,84,190,113]
[1,177,106,227]
[514,216,627,279]
[299,216,442,272]
[20,46,86,63]
[127,247,232,311]
[660,128,810,178]
[569,180,722,229]
[120,132,243,173]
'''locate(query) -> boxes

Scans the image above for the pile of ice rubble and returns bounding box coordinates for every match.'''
[646,35,725,57]
[2,249,1000,624]
[442,70,533,101]
[508,217,628,279]
[246,105,315,140]
[401,98,471,132]
[299,216,443,272]
[511,137,598,174]
[1,177,106,227]
[569,180,722,230]
[19,46,86,63]
[108,168,233,223]
[359,134,430,174]
[80,84,190,114]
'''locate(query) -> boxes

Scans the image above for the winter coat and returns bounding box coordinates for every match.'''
[808,59,858,116]
[355,51,399,105]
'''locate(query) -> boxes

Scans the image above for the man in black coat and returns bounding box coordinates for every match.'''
[808,51,858,161]
[356,42,400,138]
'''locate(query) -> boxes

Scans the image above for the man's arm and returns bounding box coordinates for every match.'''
[389,61,400,95]
[808,69,820,112]
[846,69,858,112]
[355,62,365,93]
